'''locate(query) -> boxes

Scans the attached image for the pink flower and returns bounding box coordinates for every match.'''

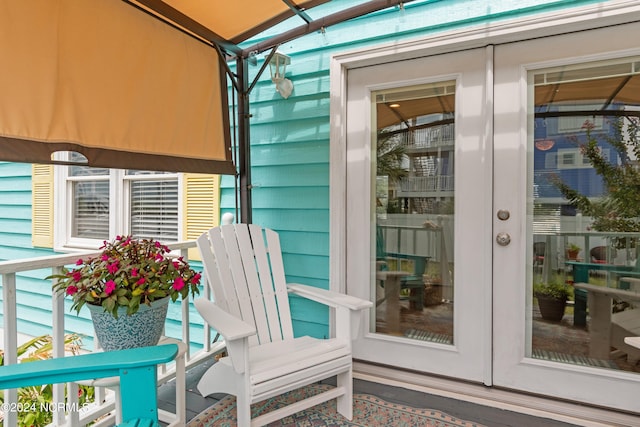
[105,280,116,295]
[66,285,78,296]
[72,271,83,282]
[136,277,146,285]
[75,258,84,266]
[172,277,185,291]
[107,262,119,274]
[131,268,139,277]
[191,273,201,285]
[101,254,109,262]
[172,261,180,269]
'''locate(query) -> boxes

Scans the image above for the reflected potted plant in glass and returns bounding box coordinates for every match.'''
[533,279,571,322]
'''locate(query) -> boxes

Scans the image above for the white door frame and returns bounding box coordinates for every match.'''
[329,0,640,409]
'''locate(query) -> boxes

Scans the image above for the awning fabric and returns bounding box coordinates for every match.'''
[0,0,406,174]
[0,0,233,174]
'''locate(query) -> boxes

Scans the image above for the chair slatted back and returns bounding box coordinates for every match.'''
[197,224,294,346]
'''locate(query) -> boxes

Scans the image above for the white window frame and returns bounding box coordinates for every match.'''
[54,165,183,251]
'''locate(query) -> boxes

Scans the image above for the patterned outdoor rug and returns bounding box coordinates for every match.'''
[188,383,485,427]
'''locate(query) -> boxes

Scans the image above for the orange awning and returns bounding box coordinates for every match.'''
[0,0,416,173]
[0,0,233,173]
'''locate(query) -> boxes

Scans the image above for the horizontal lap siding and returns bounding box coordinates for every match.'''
[0,1,599,341]
[0,162,65,342]
[221,0,599,338]
[230,63,331,337]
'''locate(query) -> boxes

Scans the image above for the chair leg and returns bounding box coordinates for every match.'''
[236,393,251,427]
[336,368,353,420]
[114,385,123,424]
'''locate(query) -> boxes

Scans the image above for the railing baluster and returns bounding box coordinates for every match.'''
[51,267,68,425]
[0,239,220,426]
[180,247,191,361]
[2,272,18,427]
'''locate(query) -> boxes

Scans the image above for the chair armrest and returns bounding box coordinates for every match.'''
[0,344,178,390]
[574,282,640,302]
[0,344,178,423]
[194,298,256,341]
[194,298,255,374]
[287,283,373,311]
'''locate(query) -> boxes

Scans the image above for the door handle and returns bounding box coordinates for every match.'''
[496,232,511,246]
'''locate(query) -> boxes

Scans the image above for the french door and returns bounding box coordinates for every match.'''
[342,22,640,412]
[345,47,492,383]
[492,22,640,412]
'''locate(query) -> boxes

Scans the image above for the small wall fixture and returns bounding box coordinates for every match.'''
[268,51,293,99]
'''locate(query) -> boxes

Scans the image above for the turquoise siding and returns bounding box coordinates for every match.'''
[0,162,52,258]
[2,0,604,342]
[0,161,206,348]
[220,0,600,337]
[0,161,63,343]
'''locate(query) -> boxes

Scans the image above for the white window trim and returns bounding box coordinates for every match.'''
[53,165,182,252]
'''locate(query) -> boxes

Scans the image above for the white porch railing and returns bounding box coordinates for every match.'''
[0,240,224,427]
[399,175,455,193]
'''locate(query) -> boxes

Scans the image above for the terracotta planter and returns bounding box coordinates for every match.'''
[87,297,169,351]
[566,249,579,260]
[535,293,567,322]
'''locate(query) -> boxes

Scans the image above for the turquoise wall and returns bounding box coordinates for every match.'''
[0,162,66,341]
[222,0,600,337]
[1,0,602,342]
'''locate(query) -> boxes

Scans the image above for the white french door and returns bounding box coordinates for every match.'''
[492,22,640,412]
[339,21,640,413]
[344,47,493,383]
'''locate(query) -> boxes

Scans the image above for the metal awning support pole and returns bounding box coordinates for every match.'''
[237,57,252,224]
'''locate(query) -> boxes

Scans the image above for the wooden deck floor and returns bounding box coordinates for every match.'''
[156,359,581,427]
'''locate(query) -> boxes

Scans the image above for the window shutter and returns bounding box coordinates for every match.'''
[183,174,220,260]
[32,164,54,248]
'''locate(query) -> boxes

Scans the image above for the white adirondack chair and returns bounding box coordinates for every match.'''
[194,224,372,427]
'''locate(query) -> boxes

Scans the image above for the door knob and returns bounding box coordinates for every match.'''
[496,232,511,246]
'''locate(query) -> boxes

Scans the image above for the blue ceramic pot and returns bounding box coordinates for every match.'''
[87,297,169,351]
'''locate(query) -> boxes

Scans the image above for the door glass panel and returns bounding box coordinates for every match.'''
[373,81,455,344]
[529,57,640,373]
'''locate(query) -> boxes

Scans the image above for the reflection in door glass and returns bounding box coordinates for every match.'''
[373,82,455,344]
[529,57,640,373]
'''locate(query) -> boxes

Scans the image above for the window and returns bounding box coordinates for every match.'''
[56,154,180,249]
[127,171,179,241]
[556,147,610,169]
